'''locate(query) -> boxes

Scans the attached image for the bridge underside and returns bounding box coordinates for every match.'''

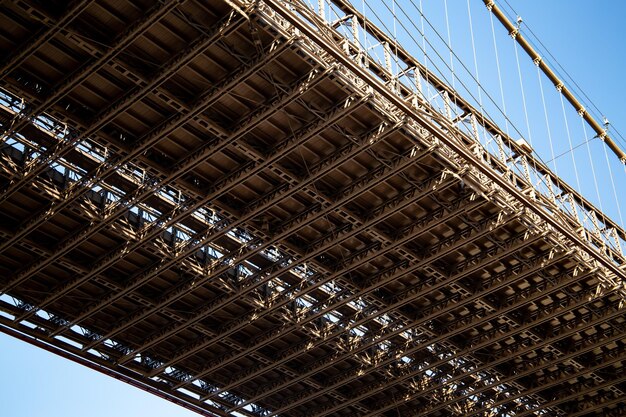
[0,1,624,416]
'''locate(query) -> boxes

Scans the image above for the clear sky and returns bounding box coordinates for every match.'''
[2,1,625,416]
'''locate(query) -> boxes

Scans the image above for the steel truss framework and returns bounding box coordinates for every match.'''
[0,0,624,416]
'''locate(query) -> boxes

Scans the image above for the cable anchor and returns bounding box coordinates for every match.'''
[597,117,610,142]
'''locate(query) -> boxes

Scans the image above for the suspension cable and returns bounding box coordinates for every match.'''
[489,11,509,137]
[484,0,626,165]
[580,117,604,214]
[559,93,582,192]
[443,0,455,90]
[466,0,483,109]
[602,141,625,229]
[536,65,557,175]
[513,36,533,147]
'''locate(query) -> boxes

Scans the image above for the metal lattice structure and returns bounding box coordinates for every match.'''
[0,0,625,416]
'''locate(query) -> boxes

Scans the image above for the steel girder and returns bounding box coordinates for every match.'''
[0,36,296,261]
[0,0,182,145]
[314,293,624,417]
[0,13,254,290]
[75,116,395,351]
[0,37,297,277]
[215,194,487,410]
[280,232,555,416]
[0,1,96,81]
[37,139,444,410]
[404,300,625,416]
[0,9,248,206]
[0,319,236,417]
[368,277,620,416]
[48,135,446,412]
[45,91,363,338]
[238,238,551,414]
[156,177,466,377]
[2,9,394,370]
[439,330,626,417]
[12,62,332,324]
[114,154,444,367]
[178,210,528,412]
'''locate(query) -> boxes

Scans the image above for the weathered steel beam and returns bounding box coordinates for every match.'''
[0,36,293,270]
[353,294,624,417]
[0,9,247,205]
[229,212,561,411]
[269,234,554,415]
[152,181,508,404]
[114,154,442,368]
[510,367,625,417]
[0,0,95,80]
[0,0,182,143]
[568,396,626,417]
[12,62,330,322]
[152,181,469,380]
[468,340,626,416]
[432,331,626,417]
[78,117,397,351]
[1,37,293,255]
[190,216,535,406]
[364,282,608,415]
[47,92,364,338]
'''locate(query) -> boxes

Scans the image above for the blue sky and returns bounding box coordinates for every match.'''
[2,1,626,416]
[0,333,200,417]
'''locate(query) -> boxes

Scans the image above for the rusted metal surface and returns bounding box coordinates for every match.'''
[0,1,624,416]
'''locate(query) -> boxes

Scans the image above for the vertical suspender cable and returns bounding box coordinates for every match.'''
[392,0,397,74]
[466,0,483,108]
[467,0,489,143]
[513,37,533,147]
[418,0,429,97]
[536,65,558,176]
[580,118,604,214]
[443,0,455,90]
[602,142,625,229]
[559,94,582,193]
[489,12,509,137]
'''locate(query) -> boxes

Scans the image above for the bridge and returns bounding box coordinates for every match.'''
[0,0,625,416]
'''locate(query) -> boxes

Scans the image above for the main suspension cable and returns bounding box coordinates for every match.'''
[484,0,626,165]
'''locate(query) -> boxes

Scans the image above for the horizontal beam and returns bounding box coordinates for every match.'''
[0,0,95,81]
